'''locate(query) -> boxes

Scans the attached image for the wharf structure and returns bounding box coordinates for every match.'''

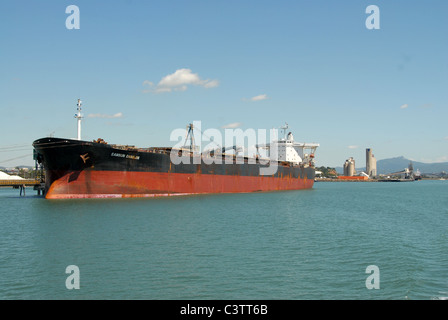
[0,172,44,196]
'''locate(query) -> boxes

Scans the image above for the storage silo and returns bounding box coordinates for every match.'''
[348,158,355,176]
[366,148,377,178]
[343,157,355,176]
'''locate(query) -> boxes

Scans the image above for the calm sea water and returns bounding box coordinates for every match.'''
[0,180,447,300]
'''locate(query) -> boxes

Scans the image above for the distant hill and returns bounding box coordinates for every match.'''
[378,157,448,174]
[336,156,448,175]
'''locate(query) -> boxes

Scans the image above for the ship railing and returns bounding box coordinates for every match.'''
[110,144,138,151]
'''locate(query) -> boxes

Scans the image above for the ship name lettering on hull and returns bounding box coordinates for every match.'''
[111,152,140,160]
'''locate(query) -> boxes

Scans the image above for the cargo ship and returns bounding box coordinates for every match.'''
[33,100,319,199]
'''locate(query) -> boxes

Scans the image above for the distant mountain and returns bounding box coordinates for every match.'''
[378,157,448,174]
[373,156,414,174]
[336,156,448,175]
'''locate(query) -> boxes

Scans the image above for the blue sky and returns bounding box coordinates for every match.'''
[1,0,447,168]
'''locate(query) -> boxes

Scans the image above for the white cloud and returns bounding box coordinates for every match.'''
[88,112,123,119]
[221,122,242,129]
[250,94,269,101]
[242,94,269,102]
[444,136,448,141]
[347,145,358,149]
[203,79,219,88]
[142,69,219,93]
[400,104,409,109]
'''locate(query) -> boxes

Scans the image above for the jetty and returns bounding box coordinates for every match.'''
[0,179,45,196]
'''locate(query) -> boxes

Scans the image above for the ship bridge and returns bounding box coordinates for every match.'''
[255,124,319,166]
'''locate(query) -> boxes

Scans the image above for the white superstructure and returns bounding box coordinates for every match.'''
[256,124,319,166]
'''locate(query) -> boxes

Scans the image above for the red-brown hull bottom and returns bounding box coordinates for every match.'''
[46,170,314,199]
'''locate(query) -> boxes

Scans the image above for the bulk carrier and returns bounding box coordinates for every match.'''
[33,100,319,199]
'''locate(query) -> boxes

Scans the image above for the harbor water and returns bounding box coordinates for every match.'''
[0,180,447,300]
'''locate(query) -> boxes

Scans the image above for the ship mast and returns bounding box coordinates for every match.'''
[74,99,83,140]
[184,123,196,152]
[279,122,288,140]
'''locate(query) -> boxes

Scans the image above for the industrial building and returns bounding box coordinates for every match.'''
[343,157,356,176]
[366,148,377,178]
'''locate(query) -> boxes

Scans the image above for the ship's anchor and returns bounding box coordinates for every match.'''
[80,153,90,164]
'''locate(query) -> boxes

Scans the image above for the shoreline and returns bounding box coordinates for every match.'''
[315,178,444,182]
